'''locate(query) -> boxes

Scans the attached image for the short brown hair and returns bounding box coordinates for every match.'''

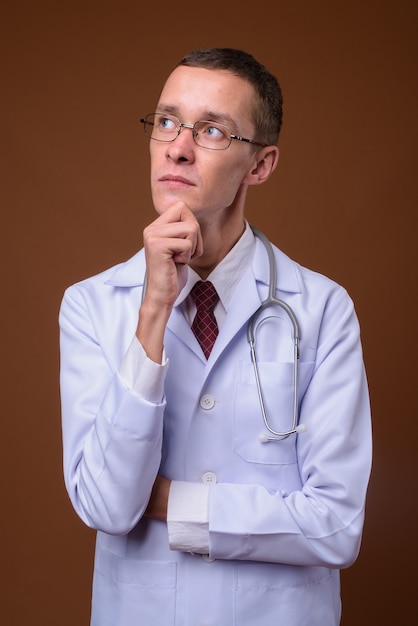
[177,48,283,146]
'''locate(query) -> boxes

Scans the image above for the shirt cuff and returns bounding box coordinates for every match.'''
[118,336,168,404]
[167,481,210,554]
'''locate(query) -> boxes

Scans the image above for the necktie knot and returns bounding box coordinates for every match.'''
[191,280,218,312]
[190,281,219,358]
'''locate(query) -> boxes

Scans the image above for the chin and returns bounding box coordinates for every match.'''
[151,190,191,215]
[151,195,171,215]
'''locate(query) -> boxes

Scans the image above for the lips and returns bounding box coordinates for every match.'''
[159,175,195,186]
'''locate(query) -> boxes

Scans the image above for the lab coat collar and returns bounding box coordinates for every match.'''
[104,231,302,295]
[104,249,146,287]
[103,234,302,366]
[252,232,302,295]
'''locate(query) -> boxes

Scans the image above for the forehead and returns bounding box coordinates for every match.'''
[156,66,256,128]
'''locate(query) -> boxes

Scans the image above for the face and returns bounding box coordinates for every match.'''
[149,65,263,221]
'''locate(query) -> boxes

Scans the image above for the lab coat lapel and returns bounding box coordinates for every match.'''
[165,262,263,365]
[209,267,262,362]
[166,305,201,358]
[202,235,302,370]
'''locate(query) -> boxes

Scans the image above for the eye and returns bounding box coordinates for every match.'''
[156,115,177,132]
[204,123,228,141]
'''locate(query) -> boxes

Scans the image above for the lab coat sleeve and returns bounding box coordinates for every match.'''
[119,337,167,403]
[59,284,167,535]
[172,286,372,569]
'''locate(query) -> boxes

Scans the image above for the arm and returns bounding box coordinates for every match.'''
[165,286,372,568]
[59,287,167,535]
[60,203,202,535]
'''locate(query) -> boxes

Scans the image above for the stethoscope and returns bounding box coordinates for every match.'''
[141,226,307,443]
[249,227,306,443]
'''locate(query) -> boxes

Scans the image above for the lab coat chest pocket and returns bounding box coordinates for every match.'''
[233,359,314,465]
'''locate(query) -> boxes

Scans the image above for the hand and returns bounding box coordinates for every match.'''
[136,202,203,362]
[143,202,203,307]
[145,475,171,521]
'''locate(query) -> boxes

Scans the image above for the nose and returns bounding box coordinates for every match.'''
[166,124,196,162]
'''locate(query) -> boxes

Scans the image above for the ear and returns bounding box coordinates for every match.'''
[244,146,279,187]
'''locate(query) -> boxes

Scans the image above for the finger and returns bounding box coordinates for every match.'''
[144,205,202,261]
[191,225,203,260]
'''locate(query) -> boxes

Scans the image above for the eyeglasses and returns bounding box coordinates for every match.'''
[140,112,268,151]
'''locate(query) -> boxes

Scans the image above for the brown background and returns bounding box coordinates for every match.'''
[2,1,417,624]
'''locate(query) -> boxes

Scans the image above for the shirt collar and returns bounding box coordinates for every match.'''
[175,220,255,311]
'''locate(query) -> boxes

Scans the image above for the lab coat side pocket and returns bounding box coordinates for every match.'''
[233,361,314,466]
[233,562,341,626]
[91,547,177,626]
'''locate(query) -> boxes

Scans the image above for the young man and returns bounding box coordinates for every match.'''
[59,48,372,625]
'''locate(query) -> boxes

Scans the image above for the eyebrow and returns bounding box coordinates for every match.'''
[156,103,239,132]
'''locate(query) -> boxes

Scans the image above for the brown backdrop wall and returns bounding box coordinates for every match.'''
[2,1,417,624]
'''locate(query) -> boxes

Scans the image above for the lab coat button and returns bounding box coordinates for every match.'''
[202,472,217,484]
[200,394,215,410]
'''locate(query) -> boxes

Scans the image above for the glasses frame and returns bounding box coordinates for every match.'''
[140,112,268,151]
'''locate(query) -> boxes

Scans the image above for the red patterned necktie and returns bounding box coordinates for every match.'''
[190,281,219,358]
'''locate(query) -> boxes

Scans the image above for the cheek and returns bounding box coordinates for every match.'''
[149,147,160,178]
[149,150,170,213]
[209,162,248,197]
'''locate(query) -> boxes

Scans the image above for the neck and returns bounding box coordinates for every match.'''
[190,215,246,279]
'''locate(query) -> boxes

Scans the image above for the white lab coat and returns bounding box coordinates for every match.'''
[59,235,372,626]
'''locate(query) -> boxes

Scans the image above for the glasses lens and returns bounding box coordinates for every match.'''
[143,113,179,142]
[193,121,231,150]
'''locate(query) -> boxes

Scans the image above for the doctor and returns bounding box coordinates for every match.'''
[59,48,372,626]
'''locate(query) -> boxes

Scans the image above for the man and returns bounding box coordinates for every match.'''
[59,48,372,625]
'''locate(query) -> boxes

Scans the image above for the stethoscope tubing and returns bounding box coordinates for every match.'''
[249,228,305,442]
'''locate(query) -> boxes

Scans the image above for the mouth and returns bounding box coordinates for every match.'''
[158,175,195,187]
